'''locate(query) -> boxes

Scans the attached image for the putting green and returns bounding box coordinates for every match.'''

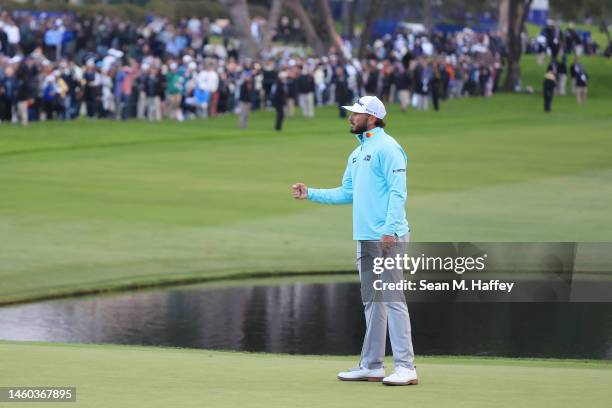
[0,341,610,408]
[0,56,611,304]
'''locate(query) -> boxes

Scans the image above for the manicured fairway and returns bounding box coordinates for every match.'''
[1,56,611,304]
[0,341,610,408]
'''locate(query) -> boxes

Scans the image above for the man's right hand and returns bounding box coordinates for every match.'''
[291,183,308,200]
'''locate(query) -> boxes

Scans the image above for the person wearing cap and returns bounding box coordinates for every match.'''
[291,95,417,386]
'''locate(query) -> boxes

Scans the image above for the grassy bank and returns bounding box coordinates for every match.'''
[0,341,610,408]
[0,56,611,304]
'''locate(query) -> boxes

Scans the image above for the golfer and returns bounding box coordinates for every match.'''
[291,96,417,386]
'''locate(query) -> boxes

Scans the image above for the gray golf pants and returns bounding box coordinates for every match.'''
[356,234,415,370]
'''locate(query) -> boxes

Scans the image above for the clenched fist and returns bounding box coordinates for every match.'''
[291,183,308,200]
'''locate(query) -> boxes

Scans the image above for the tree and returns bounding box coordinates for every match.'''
[423,0,433,34]
[498,0,509,39]
[285,0,326,56]
[219,0,260,58]
[358,0,383,58]
[502,0,534,91]
[348,0,358,42]
[341,0,351,38]
[549,0,612,22]
[262,0,284,54]
[317,0,347,55]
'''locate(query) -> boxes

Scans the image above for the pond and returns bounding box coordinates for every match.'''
[1,277,611,359]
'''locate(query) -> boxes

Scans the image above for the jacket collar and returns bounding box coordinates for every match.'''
[355,126,383,145]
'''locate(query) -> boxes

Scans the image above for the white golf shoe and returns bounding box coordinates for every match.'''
[337,365,385,382]
[382,366,418,386]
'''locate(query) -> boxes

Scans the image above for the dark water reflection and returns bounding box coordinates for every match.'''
[1,280,611,359]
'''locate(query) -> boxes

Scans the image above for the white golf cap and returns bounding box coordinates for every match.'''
[342,95,386,119]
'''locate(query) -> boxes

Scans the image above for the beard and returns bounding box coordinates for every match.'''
[350,122,367,134]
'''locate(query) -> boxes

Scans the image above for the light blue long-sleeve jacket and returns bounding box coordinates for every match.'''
[307,126,410,241]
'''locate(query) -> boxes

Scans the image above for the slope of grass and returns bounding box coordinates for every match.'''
[0,341,610,408]
[0,64,611,304]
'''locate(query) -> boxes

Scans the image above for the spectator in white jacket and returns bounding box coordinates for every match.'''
[197,62,219,116]
[2,18,20,56]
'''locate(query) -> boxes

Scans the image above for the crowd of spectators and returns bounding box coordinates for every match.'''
[529,20,601,58]
[536,20,592,111]
[0,10,594,127]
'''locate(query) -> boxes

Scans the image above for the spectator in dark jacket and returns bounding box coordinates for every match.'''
[429,63,442,111]
[478,65,491,97]
[543,70,556,112]
[364,63,379,95]
[83,60,101,118]
[0,29,8,56]
[296,67,315,118]
[556,55,568,96]
[144,67,162,120]
[285,70,298,118]
[16,58,37,126]
[573,62,588,105]
[542,21,563,59]
[238,76,253,129]
[271,71,287,131]
[395,65,412,111]
[413,58,429,110]
[262,61,277,108]
[334,67,350,118]
[0,65,17,123]
[564,23,581,55]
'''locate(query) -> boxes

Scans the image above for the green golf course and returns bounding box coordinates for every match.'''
[1,55,611,305]
[1,341,611,407]
[1,55,611,407]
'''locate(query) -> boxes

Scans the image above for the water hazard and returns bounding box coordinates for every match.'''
[1,277,611,359]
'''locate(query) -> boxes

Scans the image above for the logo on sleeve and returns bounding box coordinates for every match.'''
[363,154,371,161]
[392,168,406,173]
[352,157,357,164]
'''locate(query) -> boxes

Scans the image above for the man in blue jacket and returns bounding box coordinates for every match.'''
[291,95,417,386]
